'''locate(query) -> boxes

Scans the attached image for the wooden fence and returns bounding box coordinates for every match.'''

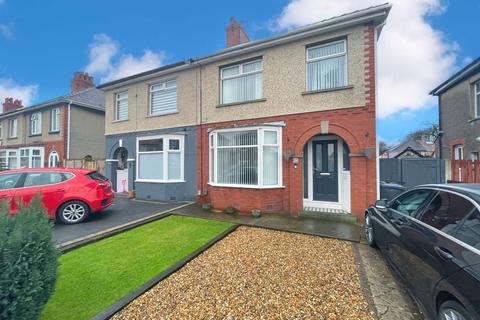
[64,159,105,174]
[451,160,480,183]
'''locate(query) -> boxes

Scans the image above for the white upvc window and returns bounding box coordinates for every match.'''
[50,108,60,132]
[30,112,42,135]
[8,118,17,138]
[149,80,177,116]
[306,39,347,91]
[136,135,184,182]
[19,147,44,168]
[475,81,480,118]
[0,151,6,169]
[209,126,282,188]
[0,122,2,139]
[220,59,263,105]
[454,144,464,160]
[115,91,128,121]
[7,150,18,169]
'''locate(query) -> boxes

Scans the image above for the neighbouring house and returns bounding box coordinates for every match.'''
[380,138,436,158]
[431,57,480,161]
[0,72,105,170]
[99,4,391,217]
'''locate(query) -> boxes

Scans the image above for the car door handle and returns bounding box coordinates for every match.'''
[434,246,454,261]
[393,217,408,226]
[55,188,65,192]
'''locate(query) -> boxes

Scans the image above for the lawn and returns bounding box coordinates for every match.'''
[41,215,233,320]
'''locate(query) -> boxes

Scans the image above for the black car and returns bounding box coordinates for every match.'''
[365,184,480,320]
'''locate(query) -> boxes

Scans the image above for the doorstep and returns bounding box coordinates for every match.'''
[300,208,358,225]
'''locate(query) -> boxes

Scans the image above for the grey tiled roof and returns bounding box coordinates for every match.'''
[63,87,105,110]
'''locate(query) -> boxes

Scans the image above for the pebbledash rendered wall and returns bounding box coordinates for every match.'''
[197,24,378,218]
[105,125,197,202]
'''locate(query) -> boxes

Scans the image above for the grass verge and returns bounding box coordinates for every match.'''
[41,215,233,320]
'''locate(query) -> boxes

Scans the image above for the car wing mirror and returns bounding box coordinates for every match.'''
[374,199,388,212]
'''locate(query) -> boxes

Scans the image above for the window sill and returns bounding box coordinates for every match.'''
[217,98,267,108]
[208,182,285,189]
[112,119,129,123]
[135,179,185,184]
[7,136,18,140]
[146,111,179,118]
[29,133,42,137]
[49,130,60,134]
[301,85,354,95]
[468,117,480,123]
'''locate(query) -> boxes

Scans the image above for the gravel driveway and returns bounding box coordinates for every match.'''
[113,227,374,319]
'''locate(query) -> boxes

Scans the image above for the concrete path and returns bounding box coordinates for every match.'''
[54,196,187,245]
[356,244,424,320]
[173,204,361,242]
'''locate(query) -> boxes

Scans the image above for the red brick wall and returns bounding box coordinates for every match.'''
[197,23,378,219]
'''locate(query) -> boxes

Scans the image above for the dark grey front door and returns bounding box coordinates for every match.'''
[313,140,338,202]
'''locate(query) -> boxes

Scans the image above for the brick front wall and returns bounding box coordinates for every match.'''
[197,23,378,219]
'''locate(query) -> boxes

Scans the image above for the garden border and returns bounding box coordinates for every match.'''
[57,202,193,253]
[91,223,240,320]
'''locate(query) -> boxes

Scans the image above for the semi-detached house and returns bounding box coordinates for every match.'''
[99,4,391,218]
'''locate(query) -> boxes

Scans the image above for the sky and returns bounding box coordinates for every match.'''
[0,0,478,145]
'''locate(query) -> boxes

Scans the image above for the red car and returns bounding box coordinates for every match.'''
[0,168,114,224]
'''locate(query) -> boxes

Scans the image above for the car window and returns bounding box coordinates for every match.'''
[23,172,64,187]
[390,189,434,216]
[0,173,22,190]
[417,191,475,235]
[454,209,480,250]
[86,171,108,181]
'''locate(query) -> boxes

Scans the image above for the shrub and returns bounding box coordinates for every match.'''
[0,195,59,320]
[225,206,236,215]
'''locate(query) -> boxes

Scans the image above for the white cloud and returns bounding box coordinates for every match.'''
[273,0,457,118]
[0,78,38,110]
[85,33,166,83]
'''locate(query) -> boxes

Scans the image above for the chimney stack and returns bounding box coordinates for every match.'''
[226,17,250,47]
[2,98,23,113]
[71,72,94,94]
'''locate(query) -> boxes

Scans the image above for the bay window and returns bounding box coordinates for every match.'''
[136,135,184,182]
[220,59,263,104]
[30,112,42,135]
[0,151,6,169]
[7,150,17,169]
[209,126,282,187]
[306,39,347,91]
[149,80,177,116]
[19,147,44,168]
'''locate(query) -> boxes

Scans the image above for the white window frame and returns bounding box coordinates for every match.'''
[30,112,42,135]
[8,118,17,138]
[18,147,44,168]
[135,134,184,183]
[475,81,480,118]
[306,39,348,91]
[208,126,283,189]
[454,144,464,160]
[48,151,60,167]
[220,59,263,104]
[0,122,2,139]
[149,79,177,116]
[50,108,60,132]
[6,149,18,169]
[115,91,129,121]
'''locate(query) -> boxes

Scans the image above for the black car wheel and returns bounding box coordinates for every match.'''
[438,300,471,320]
[57,201,90,224]
[365,212,377,248]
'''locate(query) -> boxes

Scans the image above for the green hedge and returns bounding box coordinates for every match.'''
[0,195,59,320]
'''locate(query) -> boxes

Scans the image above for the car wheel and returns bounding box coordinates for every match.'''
[365,212,377,248]
[438,300,471,320]
[58,201,90,224]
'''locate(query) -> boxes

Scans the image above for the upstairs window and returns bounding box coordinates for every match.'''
[220,59,263,104]
[8,118,17,138]
[475,81,480,118]
[306,39,347,91]
[115,91,128,121]
[30,112,42,135]
[50,107,60,132]
[0,122,2,139]
[150,80,177,116]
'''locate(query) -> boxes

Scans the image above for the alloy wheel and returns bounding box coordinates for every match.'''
[441,308,466,320]
[62,203,86,223]
[365,214,373,244]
